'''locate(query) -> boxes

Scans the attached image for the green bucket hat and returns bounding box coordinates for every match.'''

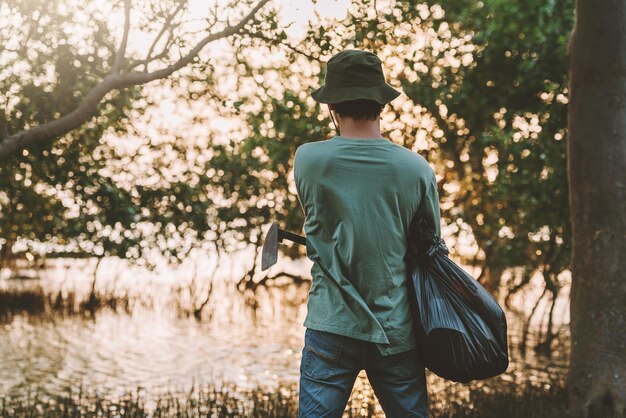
[311,49,401,104]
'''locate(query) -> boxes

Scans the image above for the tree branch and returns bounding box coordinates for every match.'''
[129,29,175,70]
[0,75,124,160]
[141,1,185,71]
[118,0,270,87]
[0,0,270,161]
[242,28,321,61]
[113,0,131,72]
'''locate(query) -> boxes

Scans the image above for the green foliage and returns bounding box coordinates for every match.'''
[0,0,142,260]
[1,0,574,292]
[0,0,281,266]
[405,0,573,289]
[222,0,573,292]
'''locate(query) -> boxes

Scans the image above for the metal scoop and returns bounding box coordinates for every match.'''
[261,222,306,271]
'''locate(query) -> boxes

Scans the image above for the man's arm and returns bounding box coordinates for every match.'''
[406,173,442,260]
[293,145,307,217]
[420,173,442,238]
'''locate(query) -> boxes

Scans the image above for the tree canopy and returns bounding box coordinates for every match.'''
[225,0,573,305]
[1,0,574,324]
[0,0,277,266]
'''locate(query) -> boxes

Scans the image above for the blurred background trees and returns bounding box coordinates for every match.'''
[229,0,574,354]
[0,0,277,267]
[2,1,625,415]
[566,0,625,415]
[1,0,572,345]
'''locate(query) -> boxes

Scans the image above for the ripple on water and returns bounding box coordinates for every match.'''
[0,268,568,401]
[0,305,306,399]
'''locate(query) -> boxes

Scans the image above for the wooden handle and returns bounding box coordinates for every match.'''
[278,229,306,246]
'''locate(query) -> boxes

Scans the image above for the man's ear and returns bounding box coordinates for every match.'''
[327,104,338,119]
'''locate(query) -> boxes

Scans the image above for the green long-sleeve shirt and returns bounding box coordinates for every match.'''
[294,135,441,355]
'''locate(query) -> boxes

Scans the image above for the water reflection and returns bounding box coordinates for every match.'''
[0,259,569,413]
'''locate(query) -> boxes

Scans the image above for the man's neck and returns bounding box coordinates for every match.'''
[338,119,383,139]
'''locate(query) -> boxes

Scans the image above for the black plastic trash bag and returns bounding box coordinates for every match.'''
[405,218,509,383]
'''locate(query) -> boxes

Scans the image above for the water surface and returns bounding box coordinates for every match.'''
[0,256,569,407]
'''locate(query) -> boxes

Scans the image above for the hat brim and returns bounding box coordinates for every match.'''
[311,83,401,104]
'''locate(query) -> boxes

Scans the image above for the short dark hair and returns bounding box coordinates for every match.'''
[331,99,384,121]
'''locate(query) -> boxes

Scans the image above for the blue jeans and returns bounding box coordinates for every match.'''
[298,328,428,417]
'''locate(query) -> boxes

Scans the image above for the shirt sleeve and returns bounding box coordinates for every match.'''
[420,173,442,238]
[293,146,307,217]
[406,172,442,260]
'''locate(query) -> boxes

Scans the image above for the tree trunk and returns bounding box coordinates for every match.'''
[478,264,504,297]
[567,1,626,416]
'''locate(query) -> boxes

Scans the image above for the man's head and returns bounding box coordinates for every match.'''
[329,99,384,122]
[311,49,400,134]
[311,49,400,106]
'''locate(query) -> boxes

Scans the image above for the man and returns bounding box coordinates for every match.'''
[293,49,442,417]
